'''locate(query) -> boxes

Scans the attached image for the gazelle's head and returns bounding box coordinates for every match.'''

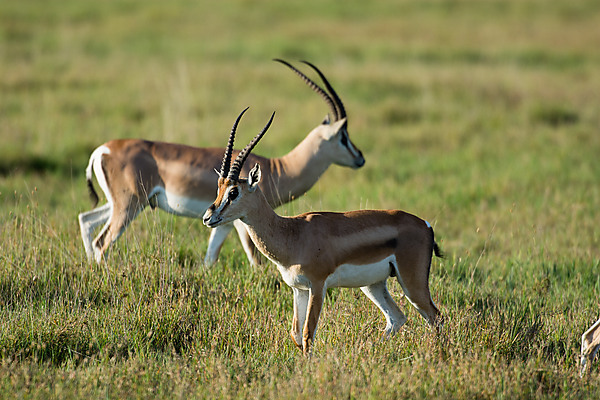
[274,59,365,169]
[203,108,273,228]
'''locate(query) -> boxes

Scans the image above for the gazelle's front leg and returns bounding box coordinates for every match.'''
[204,223,234,265]
[233,219,263,266]
[302,283,326,355]
[290,287,309,349]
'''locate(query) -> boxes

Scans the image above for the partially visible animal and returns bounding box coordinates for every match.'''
[581,317,600,376]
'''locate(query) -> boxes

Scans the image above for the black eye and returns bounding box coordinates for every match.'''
[229,187,239,201]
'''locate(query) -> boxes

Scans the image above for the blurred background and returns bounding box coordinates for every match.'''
[2,0,599,259]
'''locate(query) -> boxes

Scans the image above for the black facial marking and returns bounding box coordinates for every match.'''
[340,132,348,147]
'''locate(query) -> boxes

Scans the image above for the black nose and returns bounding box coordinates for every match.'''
[355,152,365,168]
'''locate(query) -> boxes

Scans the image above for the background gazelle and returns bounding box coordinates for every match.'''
[203,109,443,355]
[78,60,364,265]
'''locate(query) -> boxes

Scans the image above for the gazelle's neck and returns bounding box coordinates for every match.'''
[239,190,298,266]
[268,128,331,206]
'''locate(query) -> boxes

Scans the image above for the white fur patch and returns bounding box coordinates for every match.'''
[151,188,211,217]
[275,263,312,290]
[89,145,112,205]
[325,255,396,289]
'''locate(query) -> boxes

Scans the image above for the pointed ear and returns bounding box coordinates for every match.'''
[321,114,331,125]
[248,163,261,192]
[324,117,347,139]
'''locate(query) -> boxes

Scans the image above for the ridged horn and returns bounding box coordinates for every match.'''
[219,107,249,178]
[301,60,346,119]
[228,111,276,181]
[273,58,340,121]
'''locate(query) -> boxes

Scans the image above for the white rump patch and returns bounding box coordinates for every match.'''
[89,145,112,205]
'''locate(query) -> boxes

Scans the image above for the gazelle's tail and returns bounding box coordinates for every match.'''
[433,241,444,259]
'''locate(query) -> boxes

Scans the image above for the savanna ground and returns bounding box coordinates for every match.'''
[1,0,599,398]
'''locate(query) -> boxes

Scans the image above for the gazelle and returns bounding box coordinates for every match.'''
[78,60,364,264]
[203,109,443,355]
[581,317,600,376]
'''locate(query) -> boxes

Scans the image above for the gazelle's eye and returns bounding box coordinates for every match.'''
[229,187,239,201]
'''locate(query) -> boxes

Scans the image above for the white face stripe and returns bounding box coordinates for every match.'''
[425,220,431,228]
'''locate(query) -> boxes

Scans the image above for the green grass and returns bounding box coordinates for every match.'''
[1,0,600,397]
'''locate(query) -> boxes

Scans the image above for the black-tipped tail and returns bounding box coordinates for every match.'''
[433,241,444,259]
[429,223,444,259]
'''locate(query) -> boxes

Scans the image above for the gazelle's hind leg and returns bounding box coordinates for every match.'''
[92,200,146,263]
[233,219,263,266]
[204,223,234,265]
[401,286,441,328]
[78,203,111,261]
[361,280,407,335]
[394,257,442,328]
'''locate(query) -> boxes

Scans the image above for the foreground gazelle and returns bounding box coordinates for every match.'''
[78,60,364,264]
[581,317,600,376]
[203,109,443,354]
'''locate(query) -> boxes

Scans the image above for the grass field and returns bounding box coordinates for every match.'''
[1,0,600,397]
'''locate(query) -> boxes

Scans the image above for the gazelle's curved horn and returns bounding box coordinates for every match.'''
[274,59,340,121]
[301,60,346,119]
[228,111,276,181]
[219,107,249,178]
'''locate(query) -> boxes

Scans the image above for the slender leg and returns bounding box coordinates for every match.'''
[402,288,441,327]
[204,223,234,265]
[360,280,407,335]
[78,203,111,261]
[394,257,442,327]
[290,287,309,349]
[233,219,263,266]
[93,201,145,263]
[302,283,325,355]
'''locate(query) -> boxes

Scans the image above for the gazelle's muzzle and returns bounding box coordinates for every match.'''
[202,206,222,228]
[353,151,365,169]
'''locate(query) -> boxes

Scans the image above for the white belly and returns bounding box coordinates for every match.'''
[325,255,396,288]
[151,188,211,218]
[274,255,396,291]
